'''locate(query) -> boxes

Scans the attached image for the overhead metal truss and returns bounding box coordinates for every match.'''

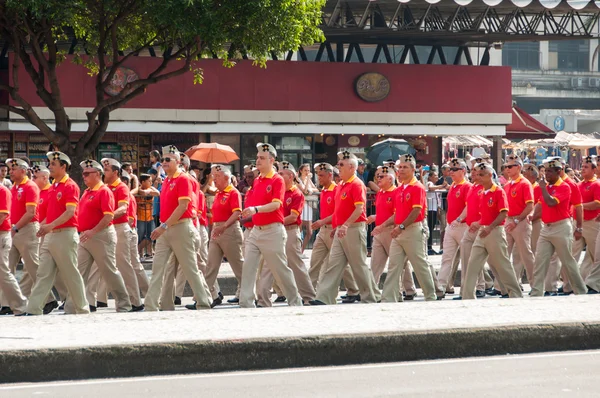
[321,0,600,47]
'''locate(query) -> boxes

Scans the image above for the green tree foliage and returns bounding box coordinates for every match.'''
[0,0,324,176]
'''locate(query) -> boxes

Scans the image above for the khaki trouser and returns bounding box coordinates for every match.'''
[174,223,217,299]
[506,218,536,286]
[586,221,600,291]
[129,227,149,297]
[463,227,522,299]
[438,207,447,250]
[459,228,489,292]
[205,222,244,299]
[27,228,89,315]
[559,218,598,292]
[438,222,467,292]
[309,225,359,295]
[531,219,587,296]
[315,223,381,304]
[239,223,302,308]
[381,223,436,302]
[0,231,28,313]
[257,226,316,306]
[371,226,416,295]
[114,223,142,306]
[145,220,212,311]
[77,226,131,312]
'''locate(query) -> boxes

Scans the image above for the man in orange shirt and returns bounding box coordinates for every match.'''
[502,155,536,287]
[530,159,588,296]
[25,151,89,315]
[462,163,522,300]
[311,151,381,305]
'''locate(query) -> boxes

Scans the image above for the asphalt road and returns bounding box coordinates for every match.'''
[1,350,598,397]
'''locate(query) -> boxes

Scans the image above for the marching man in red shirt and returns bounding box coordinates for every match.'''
[26,151,89,315]
[144,145,213,311]
[257,162,316,306]
[311,151,381,305]
[530,159,588,296]
[462,163,522,300]
[380,154,436,302]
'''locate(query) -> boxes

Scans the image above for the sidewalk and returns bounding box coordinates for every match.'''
[2,293,600,383]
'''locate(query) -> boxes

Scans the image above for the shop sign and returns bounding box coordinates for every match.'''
[355,72,390,102]
[103,67,139,96]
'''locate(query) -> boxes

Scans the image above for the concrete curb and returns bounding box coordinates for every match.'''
[2,322,600,383]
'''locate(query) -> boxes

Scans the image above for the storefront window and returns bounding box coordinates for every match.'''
[240,134,267,167]
[271,135,313,168]
[502,42,540,70]
[549,40,588,71]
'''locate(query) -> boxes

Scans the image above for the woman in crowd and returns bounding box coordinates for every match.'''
[297,163,318,253]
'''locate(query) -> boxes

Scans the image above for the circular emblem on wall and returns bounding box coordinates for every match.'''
[348,136,360,147]
[554,116,565,131]
[325,136,336,146]
[355,72,390,102]
[102,67,139,97]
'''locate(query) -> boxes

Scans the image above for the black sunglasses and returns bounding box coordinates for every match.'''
[505,165,517,169]
[163,157,173,163]
[449,167,462,172]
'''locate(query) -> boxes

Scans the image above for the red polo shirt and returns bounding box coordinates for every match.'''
[243,186,256,228]
[38,184,51,222]
[11,176,40,224]
[78,183,114,233]
[375,186,397,226]
[212,185,242,223]
[319,183,337,221]
[128,192,137,227]
[332,175,367,228]
[563,176,583,218]
[394,177,426,225]
[109,179,130,225]
[284,185,304,226]
[185,172,200,227]
[251,169,285,226]
[504,175,534,217]
[579,177,600,221]
[0,185,10,231]
[540,178,572,224]
[465,184,484,226]
[532,182,541,206]
[46,174,79,229]
[447,179,472,224]
[479,184,509,226]
[160,170,195,223]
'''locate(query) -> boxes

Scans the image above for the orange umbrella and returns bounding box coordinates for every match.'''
[185,143,239,163]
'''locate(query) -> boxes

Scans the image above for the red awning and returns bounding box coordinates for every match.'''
[506,106,555,140]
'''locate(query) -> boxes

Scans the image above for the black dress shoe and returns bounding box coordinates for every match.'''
[544,291,558,297]
[452,296,462,300]
[404,293,417,301]
[500,294,509,298]
[58,302,65,311]
[130,304,145,312]
[174,296,182,305]
[210,296,223,308]
[185,302,197,310]
[436,293,445,300]
[15,312,35,316]
[0,306,14,315]
[43,300,59,315]
[475,290,486,298]
[341,294,360,304]
[427,249,439,256]
[558,286,564,293]
[340,294,349,299]
[89,305,97,312]
[227,297,239,304]
[587,286,599,294]
[486,288,502,296]
[309,299,326,305]
[559,290,574,296]
[274,296,287,303]
[96,301,108,308]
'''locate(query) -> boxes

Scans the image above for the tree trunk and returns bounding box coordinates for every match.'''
[59,140,91,188]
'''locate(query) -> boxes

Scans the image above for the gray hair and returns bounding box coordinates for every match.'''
[347,158,358,169]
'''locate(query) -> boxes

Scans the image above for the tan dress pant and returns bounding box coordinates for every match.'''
[205,222,244,299]
[460,228,489,292]
[257,226,316,306]
[371,226,416,295]
[27,228,89,315]
[129,227,149,296]
[145,220,212,311]
[438,223,467,292]
[174,223,217,299]
[586,221,600,291]
[315,223,380,304]
[239,223,302,308]
[77,226,131,312]
[506,219,536,286]
[463,227,522,299]
[309,225,359,295]
[531,220,587,296]
[0,231,28,313]
[560,218,598,292]
[381,223,436,302]
[114,223,142,306]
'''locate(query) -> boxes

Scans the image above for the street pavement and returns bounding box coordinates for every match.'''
[2,350,599,397]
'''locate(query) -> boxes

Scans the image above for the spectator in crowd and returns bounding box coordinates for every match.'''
[237,165,256,195]
[122,163,139,190]
[132,174,160,259]
[149,150,165,178]
[0,162,11,189]
[499,165,509,186]
[148,168,162,230]
[425,170,447,255]
[297,163,318,253]
[201,168,218,219]
[356,159,369,184]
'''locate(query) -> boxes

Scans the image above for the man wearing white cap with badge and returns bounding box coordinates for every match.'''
[257,161,316,306]
[239,143,302,308]
[309,162,360,298]
[144,145,212,311]
[530,159,588,296]
[76,159,132,312]
[311,151,381,305]
[101,157,143,311]
[25,151,89,315]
